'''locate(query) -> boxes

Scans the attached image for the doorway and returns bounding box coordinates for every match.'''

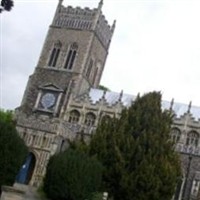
[16,153,36,185]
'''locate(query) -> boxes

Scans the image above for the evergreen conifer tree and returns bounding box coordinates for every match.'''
[0,110,28,193]
[0,0,14,13]
[89,92,181,200]
[43,148,103,200]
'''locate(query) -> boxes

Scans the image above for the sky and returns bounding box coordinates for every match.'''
[1,0,200,110]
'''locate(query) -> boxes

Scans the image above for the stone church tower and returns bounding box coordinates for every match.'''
[14,0,115,187]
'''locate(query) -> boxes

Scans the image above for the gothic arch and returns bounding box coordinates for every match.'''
[171,127,181,143]
[16,152,37,185]
[54,40,62,48]
[186,131,199,147]
[48,40,62,67]
[84,112,96,126]
[68,109,80,123]
[93,61,102,85]
[64,42,78,70]
[85,58,93,78]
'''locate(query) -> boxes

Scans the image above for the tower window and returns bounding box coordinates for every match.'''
[48,41,62,67]
[52,49,60,66]
[86,59,93,78]
[64,42,78,70]
[92,67,98,85]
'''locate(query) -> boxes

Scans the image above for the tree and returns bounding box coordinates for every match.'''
[0,0,14,13]
[89,92,181,200]
[43,148,103,200]
[0,110,28,193]
[98,85,110,91]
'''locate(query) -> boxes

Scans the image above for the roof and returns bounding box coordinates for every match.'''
[89,88,200,121]
[89,88,135,106]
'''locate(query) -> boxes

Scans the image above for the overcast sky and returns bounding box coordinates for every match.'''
[1,0,200,110]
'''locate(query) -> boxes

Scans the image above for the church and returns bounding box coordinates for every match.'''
[4,0,200,199]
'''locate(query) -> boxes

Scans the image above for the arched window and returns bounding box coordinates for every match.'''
[171,128,181,143]
[86,59,93,78]
[64,42,78,70]
[92,67,98,85]
[84,112,96,126]
[68,110,80,123]
[48,41,62,67]
[92,61,101,85]
[186,131,199,147]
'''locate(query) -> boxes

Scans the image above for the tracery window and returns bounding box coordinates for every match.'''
[84,112,96,127]
[48,41,62,67]
[171,128,181,143]
[186,131,199,147]
[64,42,78,70]
[68,110,80,123]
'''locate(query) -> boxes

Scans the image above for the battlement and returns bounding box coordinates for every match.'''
[54,5,96,30]
[52,1,115,49]
[96,13,115,49]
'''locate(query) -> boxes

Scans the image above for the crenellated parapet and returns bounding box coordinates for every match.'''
[54,6,95,30]
[52,1,115,49]
[66,88,200,124]
[95,14,115,49]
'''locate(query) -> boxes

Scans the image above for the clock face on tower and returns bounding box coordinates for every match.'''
[41,93,56,109]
